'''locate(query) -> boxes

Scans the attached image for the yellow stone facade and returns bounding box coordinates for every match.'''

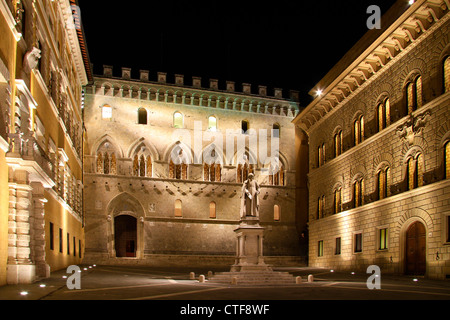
[0,0,89,284]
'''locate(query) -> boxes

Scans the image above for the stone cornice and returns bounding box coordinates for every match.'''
[294,0,449,132]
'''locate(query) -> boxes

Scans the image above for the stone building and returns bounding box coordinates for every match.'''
[82,67,307,268]
[0,0,90,284]
[294,0,450,279]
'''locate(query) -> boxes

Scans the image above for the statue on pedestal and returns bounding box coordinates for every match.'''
[240,173,260,220]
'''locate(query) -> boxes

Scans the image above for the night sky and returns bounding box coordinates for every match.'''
[77,0,399,106]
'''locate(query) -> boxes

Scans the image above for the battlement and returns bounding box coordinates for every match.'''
[99,65,300,103]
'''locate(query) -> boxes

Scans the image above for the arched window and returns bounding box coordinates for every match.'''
[445,141,450,179]
[354,115,364,146]
[407,76,423,114]
[273,123,280,138]
[407,157,415,191]
[169,160,187,180]
[173,112,183,128]
[377,167,390,200]
[102,105,112,120]
[269,164,284,186]
[378,98,390,131]
[444,56,450,93]
[241,120,249,133]
[334,187,342,214]
[174,199,182,217]
[208,116,217,131]
[353,177,364,207]
[317,195,325,219]
[138,108,147,125]
[209,201,216,219]
[318,144,325,167]
[416,153,424,188]
[334,130,343,157]
[274,205,281,221]
[407,154,424,190]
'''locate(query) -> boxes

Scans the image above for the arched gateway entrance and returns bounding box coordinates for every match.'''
[114,215,137,257]
[405,221,426,275]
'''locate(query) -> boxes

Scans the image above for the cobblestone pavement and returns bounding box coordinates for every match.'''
[0,265,448,317]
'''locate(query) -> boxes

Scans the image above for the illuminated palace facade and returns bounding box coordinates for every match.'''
[81,67,308,268]
[0,0,90,285]
[1,0,449,286]
[294,0,450,279]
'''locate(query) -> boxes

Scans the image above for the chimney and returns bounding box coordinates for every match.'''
[175,74,184,85]
[158,72,167,83]
[103,65,113,77]
[140,70,149,81]
[192,76,202,88]
[122,67,131,79]
[226,81,235,92]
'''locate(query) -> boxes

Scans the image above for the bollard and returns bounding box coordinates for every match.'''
[308,274,314,282]
[295,276,302,284]
[189,272,195,280]
[199,274,205,283]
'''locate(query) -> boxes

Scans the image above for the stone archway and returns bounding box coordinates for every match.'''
[114,215,137,258]
[405,221,426,275]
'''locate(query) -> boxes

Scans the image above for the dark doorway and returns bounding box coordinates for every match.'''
[405,221,426,275]
[114,215,137,257]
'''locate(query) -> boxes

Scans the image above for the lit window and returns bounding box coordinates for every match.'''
[444,56,450,93]
[102,105,112,119]
[173,112,183,128]
[407,76,423,113]
[208,116,217,131]
[138,108,148,125]
[318,240,324,257]
[174,199,182,217]
[334,187,342,214]
[334,130,343,157]
[445,141,450,179]
[379,228,388,250]
[378,98,390,131]
[354,115,364,145]
[378,167,390,200]
[274,205,280,221]
[353,178,364,207]
[209,202,216,219]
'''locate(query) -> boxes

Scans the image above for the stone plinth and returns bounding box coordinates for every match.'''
[210,216,296,285]
[230,217,271,272]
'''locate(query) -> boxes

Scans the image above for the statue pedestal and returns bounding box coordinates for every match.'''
[230,217,271,272]
[209,216,295,285]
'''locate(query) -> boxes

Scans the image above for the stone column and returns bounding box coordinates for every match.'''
[7,170,35,284]
[31,182,50,279]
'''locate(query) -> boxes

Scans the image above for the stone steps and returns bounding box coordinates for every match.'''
[209,271,296,285]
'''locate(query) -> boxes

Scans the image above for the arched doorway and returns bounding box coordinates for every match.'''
[405,221,426,275]
[114,215,137,257]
